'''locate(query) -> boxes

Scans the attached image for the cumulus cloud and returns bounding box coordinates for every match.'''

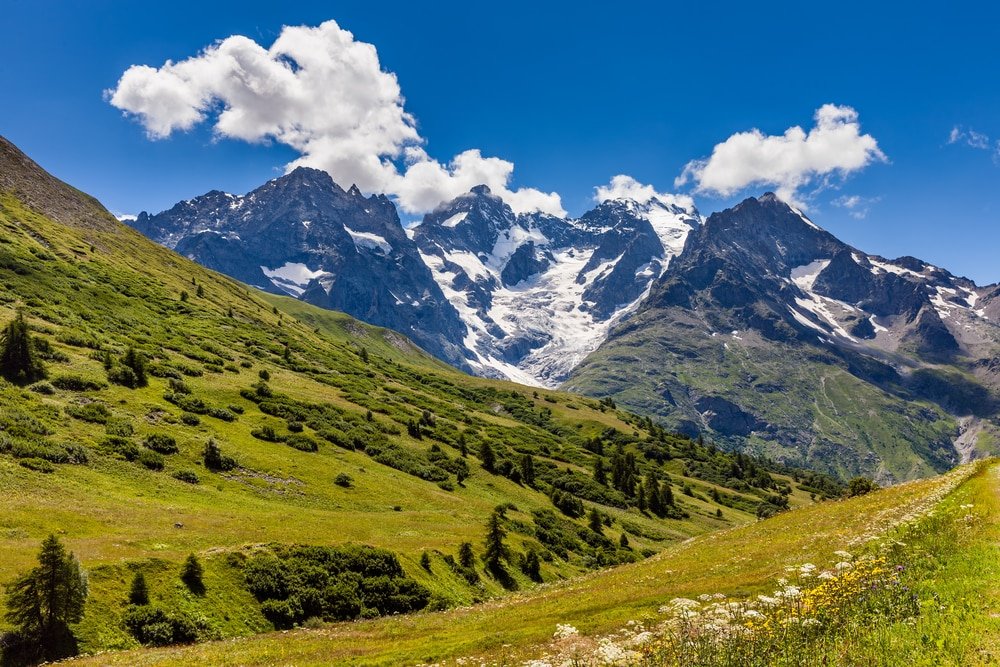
[107,20,564,216]
[594,175,696,212]
[675,104,887,207]
[832,194,880,220]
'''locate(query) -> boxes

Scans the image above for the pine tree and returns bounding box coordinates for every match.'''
[121,346,148,388]
[196,284,205,298]
[0,313,45,384]
[420,551,431,571]
[458,433,468,458]
[458,542,476,569]
[588,508,603,534]
[180,554,204,594]
[483,506,509,575]
[4,535,87,661]
[593,457,607,486]
[645,471,662,515]
[660,482,675,507]
[619,533,630,549]
[128,572,149,605]
[519,453,535,486]
[478,441,496,473]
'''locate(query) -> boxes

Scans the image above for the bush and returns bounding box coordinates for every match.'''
[334,473,352,488]
[100,436,139,461]
[172,470,200,484]
[251,424,283,442]
[144,433,178,454]
[203,439,236,472]
[168,378,192,395]
[285,434,318,452]
[122,605,200,646]
[105,417,134,437]
[180,412,200,426]
[244,545,430,628]
[66,402,110,424]
[52,375,106,391]
[18,457,55,473]
[28,381,55,395]
[138,449,164,471]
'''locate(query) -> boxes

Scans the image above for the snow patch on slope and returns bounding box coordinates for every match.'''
[345,227,392,254]
[262,262,327,297]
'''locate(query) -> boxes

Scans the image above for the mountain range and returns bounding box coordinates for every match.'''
[130,168,1000,482]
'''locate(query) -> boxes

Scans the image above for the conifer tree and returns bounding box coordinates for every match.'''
[483,506,509,575]
[478,441,496,473]
[519,453,535,486]
[0,313,45,384]
[4,535,87,661]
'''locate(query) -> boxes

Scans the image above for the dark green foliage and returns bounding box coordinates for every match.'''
[593,456,607,486]
[519,548,542,582]
[618,533,630,548]
[846,476,879,497]
[128,572,149,606]
[3,535,87,662]
[172,470,200,485]
[550,489,585,518]
[483,506,510,581]
[519,453,535,486]
[243,544,430,628]
[180,412,200,426]
[0,313,46,384]
[18,457,55,473]
[108,347,148,388]
[180,554,204,595]
[588,508,603,534]
[420,551,431,571]
[105,417,134,437]
[284,434,319,452]
[202,439,235,472]
[458,542,475,569]
[333,473,352,488]
[144,433,178,454]
[28,381,55,395]
[138,449,164,471]
[478,441,496,473]
[66,401,110,424]
[122,605,200,646]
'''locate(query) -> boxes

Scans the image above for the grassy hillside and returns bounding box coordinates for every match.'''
[565,321,964,483]
[0,140,843,658]
[63,462,995,666]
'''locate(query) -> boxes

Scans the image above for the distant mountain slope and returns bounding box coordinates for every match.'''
[411,186,699,384]
[131,167,471,369]
[566,194,1000,481]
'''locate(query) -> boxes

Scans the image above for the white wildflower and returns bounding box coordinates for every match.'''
[553,624,578,640]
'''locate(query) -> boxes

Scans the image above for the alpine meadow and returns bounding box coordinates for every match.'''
[1,4,999,666]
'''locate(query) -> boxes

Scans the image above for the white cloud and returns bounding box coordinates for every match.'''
[675,104,887,207]
[948,125,997,154]
[593,175,696,212]
[113,212,137,222]
[832,194,880,220]
[107,21,564,217]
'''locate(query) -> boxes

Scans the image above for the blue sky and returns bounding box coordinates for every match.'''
[2,0,999,283]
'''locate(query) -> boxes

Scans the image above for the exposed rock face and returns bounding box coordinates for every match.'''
[130,168,470,369]
[566,194,1000,481]
[411,187,699,384]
